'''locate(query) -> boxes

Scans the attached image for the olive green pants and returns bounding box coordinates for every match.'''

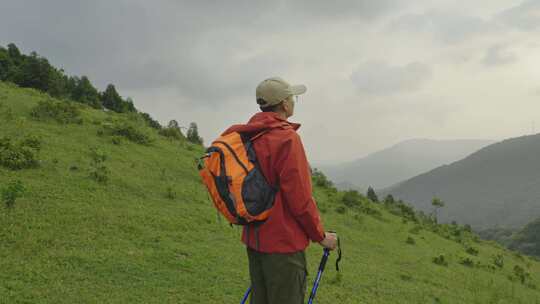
[246,247,308,304]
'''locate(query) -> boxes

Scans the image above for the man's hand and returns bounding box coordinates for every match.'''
[319,232,338,250]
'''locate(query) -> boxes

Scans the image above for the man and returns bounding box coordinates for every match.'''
[222,77,337,303]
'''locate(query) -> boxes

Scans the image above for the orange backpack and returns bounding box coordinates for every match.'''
[198,124,282,225]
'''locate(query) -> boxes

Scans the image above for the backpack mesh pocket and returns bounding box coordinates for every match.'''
[241,166,276,216]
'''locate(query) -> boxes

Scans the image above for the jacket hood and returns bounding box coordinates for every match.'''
[221,112,300,136]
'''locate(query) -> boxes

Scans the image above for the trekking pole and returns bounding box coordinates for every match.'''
[308,233,341,304]
[240,286,251,304]
[307,248,330,304]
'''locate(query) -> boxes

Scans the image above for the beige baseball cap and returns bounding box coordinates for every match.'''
[256,77,307,107]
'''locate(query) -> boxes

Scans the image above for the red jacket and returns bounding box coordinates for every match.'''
[222,112,325,253]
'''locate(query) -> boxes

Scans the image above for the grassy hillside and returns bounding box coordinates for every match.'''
[1,81,540,303]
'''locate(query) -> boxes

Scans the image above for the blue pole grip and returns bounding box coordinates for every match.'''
[240,286,251,304]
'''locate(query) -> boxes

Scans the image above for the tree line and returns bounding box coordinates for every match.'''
[0,43,203,145]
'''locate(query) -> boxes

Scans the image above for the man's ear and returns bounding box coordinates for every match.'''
[281,101,289,113]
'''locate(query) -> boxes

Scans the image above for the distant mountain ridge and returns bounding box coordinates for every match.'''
[383,133,540,229]
[318,138,494,191]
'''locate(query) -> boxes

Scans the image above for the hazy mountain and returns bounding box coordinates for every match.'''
[383,134,540,229]
[317,138,494,191]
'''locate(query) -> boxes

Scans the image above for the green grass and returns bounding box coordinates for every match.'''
[1,81,540,303]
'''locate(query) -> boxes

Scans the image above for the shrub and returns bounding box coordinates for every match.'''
[0,136,41,170]
[406,236,416,245]
[493,254,504,269]
[312,168,335,189]
[466,246,479,256]
[451,226,462,237]
[432,254,448,266]
[397,202,417,222]
[399,274,413,282]
[166,186,177,200]
[459,257,475,267]
[353,213,363,223]
[385,199,418,223]
[409,225,422,235]
[341,190,362,208]
[159,127,184,141]
[101,121,152,145]
[20,135,42,151]
[335,206,346,214]
[513,265,531,284]
[89,148,109,184]
[359,204,382,218]
[30,98,82,124]
[1,180,25,208]
[111,136,122,145]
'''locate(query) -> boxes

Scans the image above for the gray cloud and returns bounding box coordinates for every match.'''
[350,62,432,95]
[388,10,492,44]
[497,0,540,31]
[388,1,540,45]
[285,0,407,21]
[0,0,408,104]
[482,44,517,66]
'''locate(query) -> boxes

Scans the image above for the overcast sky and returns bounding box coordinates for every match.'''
[1,0,539,164]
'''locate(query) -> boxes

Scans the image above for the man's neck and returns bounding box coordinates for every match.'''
[275,111,287,120]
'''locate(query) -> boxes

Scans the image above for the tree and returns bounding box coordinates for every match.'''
[186,122,204,145]
[312,168,334,189]
[71,76,101,108]
[140,112,162,129]
[7,43,22,64]
[159,119,185,140]
[366,186,379,203]
[101,84,124,112]
[123,97,136,113]
[12,52,53,92]
[342,190,362,207]
[384,194,395,205]
[431,197,445,222]
[0,47,12,81]
[167,120,180,130]
[46,68,69,98]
